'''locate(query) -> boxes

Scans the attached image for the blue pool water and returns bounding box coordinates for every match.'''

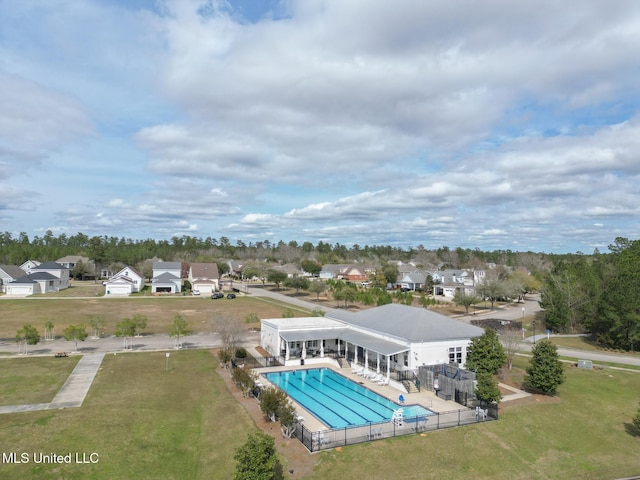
[263,368,434,429]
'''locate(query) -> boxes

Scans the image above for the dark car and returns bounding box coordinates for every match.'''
[226,293,236,299]
[210,292,224,299]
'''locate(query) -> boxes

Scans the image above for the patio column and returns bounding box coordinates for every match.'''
[365,349,369,370]
[386,358,390,379]
[320,340,325,358]
[302,341,307,359]
[376,353,380,374]
[354,345,357,365]
[285,341,290,361]
[337,339,341,357]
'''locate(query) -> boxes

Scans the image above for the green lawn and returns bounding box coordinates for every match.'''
[0,356,81,405]
[0,350,255,480]
[307,356,640,479]
[1,353,639,479]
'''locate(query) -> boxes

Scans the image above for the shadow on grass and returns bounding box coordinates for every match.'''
[624,422,640,438]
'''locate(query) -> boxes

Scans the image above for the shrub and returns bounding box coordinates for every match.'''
[235,347,248,359]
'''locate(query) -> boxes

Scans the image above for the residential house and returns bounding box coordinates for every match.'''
[104,266,145,296]
[397,271,427,291]
[432,269,476,297]
[0,265,26,293]
[151,262,182,294]
[19,260,41,274]
[319,264,349,280]
[188,263,220,294]
[6,261,70,295]
[261,303,485,373]
[273,263,303,278]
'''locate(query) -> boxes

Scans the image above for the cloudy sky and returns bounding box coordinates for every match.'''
[1,0,639,253]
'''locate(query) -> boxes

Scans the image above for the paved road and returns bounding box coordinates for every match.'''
[0,331,260,357]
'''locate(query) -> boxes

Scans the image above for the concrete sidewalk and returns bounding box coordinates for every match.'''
[0,353,105,414]
[49,353,105,408]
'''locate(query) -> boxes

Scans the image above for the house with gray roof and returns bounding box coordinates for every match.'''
[0,265,27,293]
[261,303,484,379]
[151,262,182,293]
[6,261,69,295]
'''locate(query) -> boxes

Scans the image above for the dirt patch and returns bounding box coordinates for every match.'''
[216,350,319,478]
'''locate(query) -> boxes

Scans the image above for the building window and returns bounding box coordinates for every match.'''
[449,346,463,365]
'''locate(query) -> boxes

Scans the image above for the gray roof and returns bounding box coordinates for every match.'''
[152,272,180,282]
[0,265,27,279]
[277,327,407,356]
[328,303,484,343]
[153,261,181,270]
[10,272,57,283]
[33,261,68,270]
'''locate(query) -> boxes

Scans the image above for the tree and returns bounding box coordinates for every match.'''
[308,280,327,301]
[267,269,287,290]
[115,318,137,350]
[633,401,640,430]
[63,324,88,352]
[465,329,506,375]
[231,366,257,397]
[169,314,191,348]
[212,313,244,355]
[300,259,322,276]
[16,324,40,355]
[478,274,505,310]
[258,385,289,422]
[44,319,55,341]
[283,276,309,294]
[245,313,260,324]
[233,431,283,480]
[524,340,565,395]
[71,260,92,280]
[277,399,298,439]
[475,371,502,404]
[132,313,148,337]
[382,263,400,287]
[88,314,106,339]
[452,291,482,314]
[501,326,522,370]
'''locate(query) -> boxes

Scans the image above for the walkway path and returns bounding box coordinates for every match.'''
[499,382,531,402]
[0,353,105,414]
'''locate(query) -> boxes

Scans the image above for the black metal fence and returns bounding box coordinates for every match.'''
[294,406,497,452]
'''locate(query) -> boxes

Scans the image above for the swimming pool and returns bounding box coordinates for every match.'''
[263,368,434,429]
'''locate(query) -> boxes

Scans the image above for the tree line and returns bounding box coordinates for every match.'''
[539,237,640,351]
[0,230,559,272]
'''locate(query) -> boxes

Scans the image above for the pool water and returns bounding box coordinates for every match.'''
[263,368,433,429]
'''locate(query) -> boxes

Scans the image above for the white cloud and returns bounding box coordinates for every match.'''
[2,0,640,252]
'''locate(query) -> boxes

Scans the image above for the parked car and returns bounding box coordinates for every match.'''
[210,292,224,299]
[226,293,236,299]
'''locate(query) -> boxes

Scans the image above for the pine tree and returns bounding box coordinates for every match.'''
[465,328,506,374]
[524,340,565,395]
[475,371,502,404]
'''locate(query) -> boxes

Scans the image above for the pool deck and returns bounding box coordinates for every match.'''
[255,360,461,434]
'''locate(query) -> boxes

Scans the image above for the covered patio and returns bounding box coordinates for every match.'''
[273,327,408,381]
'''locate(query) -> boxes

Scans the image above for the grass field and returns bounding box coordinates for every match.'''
[0,356,81,405]
[1,353,639,479]
[0,350,255,480]
[0,296,302,340]
[306,355,640,479]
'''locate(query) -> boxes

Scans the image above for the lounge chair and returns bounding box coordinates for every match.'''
[378,376,390,386]
[370,373,382,383]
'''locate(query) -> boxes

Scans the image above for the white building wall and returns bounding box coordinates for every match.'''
[260,321,281,356]
[410,339,473,369]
